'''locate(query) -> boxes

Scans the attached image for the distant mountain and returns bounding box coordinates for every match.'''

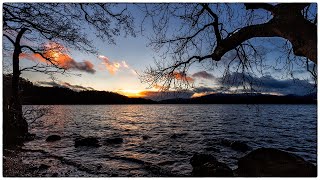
[304,92,317,99]
[160,93,316,104]
[3,74,317,105]
[22,86,155,105]
[3,74,155,105]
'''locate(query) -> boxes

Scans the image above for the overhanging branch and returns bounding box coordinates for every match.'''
[211,22,275,61]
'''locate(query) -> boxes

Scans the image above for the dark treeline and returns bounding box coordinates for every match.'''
[3,75,154,105]
[23,86,155,104]
[3,74,317,105]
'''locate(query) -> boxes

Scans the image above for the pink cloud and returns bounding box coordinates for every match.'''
[20,43,95,73]
[98,55,136,75]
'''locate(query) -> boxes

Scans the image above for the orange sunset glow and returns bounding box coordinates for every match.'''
[20,42,95,73]
[117,89,146,98]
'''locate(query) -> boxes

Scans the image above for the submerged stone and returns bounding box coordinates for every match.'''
[39,164,50,170]
[74,137,101,147]
[170,133,187,139]
[105,137,123,144]
[46,135,61,142]
[230,141,250,152]
[142,135,151,140]
[25,133,36,142]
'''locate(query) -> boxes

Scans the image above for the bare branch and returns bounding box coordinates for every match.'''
[20,45,65,70]
[201,3,222,44]
[211,22,275,61]
[3,34,15,45]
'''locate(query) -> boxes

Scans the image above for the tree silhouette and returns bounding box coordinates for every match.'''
[140,3,317,91]
[3,3,135,145]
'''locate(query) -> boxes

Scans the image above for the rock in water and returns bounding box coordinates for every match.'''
[142,135,150,140]
[170,133,187,139]
[39,164,50,170]
[25,133,36,141]
[74,137,101,147]
[170,134,178,139]
[236,148,316,177]
[105,137,123,144]
[230,141,250,152]
[190,153,233,177]
[46,135,61,142]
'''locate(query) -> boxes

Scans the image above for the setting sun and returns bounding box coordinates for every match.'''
[117,89,145,98]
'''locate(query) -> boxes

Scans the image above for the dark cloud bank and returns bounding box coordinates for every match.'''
[36,71,316,101]
[147,71,316,100]
[36,81,94,92]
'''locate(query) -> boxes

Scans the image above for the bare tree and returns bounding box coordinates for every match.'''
[140,3,317,92]
[3,3,135,145]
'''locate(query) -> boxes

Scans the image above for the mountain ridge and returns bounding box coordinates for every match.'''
[3,74,316,105]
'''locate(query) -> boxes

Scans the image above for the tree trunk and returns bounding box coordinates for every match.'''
[5,28,29,146]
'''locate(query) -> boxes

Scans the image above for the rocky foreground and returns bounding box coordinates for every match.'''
[3,135,317,177]
[191,148,317,177]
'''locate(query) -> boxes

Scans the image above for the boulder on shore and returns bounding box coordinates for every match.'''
[46,135,61,142]
[74,137,101,147]
[235,148,317,177]
[190,153,233,177]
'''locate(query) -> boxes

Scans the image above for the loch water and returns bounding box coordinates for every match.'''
[23,104,317,176]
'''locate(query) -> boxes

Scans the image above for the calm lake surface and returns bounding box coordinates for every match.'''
[23,104,317,176]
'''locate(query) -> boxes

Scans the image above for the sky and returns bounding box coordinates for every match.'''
[3,3,317,100]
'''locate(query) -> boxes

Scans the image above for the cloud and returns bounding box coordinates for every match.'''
[153,84,167,90]
[193,86,218,93]
[217,72,316,95]
[122,61,129,68]
[192,71,215,79]
[172,72,194,82]
[98,55,120,74]
[154,72,316,99]
[191,86,220,98]
[36,81,94,91]
[98,55,136,75]
[19,43,96,73]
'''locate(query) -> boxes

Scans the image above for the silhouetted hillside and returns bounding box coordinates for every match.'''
[160,93,316,104]
[3,75,155,105]
[3,75,317,104]
[22,86,155,104]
